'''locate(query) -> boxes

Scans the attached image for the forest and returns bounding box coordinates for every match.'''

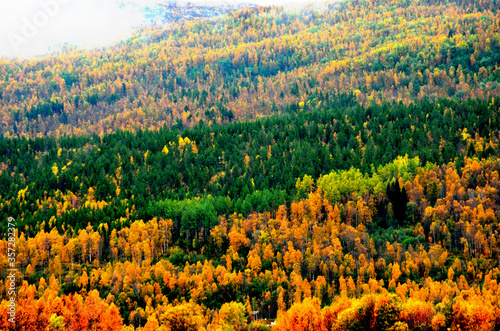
[0,0,499,138]
[0,0,500,330]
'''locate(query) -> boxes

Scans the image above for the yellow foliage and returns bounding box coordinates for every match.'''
[52,164,59,176]
[162,145,169,155]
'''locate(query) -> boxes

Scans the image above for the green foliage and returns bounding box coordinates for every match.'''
[1,97,500,237]
[296,174,314,199]
[376,155,421,184]
[317,167,378,203]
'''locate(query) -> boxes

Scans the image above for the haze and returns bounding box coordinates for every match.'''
[0,0,321,59]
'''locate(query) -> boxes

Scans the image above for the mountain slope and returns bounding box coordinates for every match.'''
[0,0,499,138]
[2,0,500,330]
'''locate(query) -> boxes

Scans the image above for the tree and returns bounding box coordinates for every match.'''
[273,298,327,331]
[160,302,206,331]
[218,301,248,330]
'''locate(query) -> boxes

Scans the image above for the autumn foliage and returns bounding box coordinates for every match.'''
[1,0,500,330]
[0,0,499,138]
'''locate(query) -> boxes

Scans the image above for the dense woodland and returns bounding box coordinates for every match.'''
[1,0,500,330]
[0,0,499,138]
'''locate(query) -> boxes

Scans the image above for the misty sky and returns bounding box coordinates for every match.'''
[0,0,320,59]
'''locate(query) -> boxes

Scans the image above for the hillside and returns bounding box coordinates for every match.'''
[0,0,499,138]
[1,0,500,330]
[1,95,500,329]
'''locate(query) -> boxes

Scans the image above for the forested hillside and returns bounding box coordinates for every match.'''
[0,0,499,138]
[1,95,500,329]
[1,0,500,330]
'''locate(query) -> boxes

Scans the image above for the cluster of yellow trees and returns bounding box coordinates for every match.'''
[0,0,498,138]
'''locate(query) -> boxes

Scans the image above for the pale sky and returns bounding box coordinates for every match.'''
[0,0,322,59]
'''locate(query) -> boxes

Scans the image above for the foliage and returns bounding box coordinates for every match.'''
[0,0,499,138]
[1,0,500,329]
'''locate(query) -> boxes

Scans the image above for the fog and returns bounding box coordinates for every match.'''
[0,0,322,59]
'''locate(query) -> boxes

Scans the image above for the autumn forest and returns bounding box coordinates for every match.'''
[1,0,500,330]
